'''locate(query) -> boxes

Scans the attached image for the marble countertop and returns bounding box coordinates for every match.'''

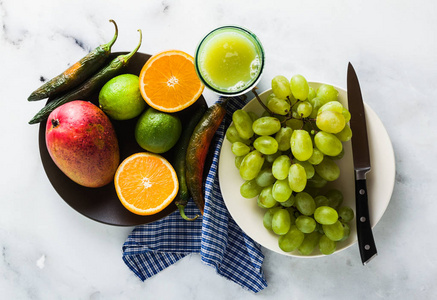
[1,0,436,299]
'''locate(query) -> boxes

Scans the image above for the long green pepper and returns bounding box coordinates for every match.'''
[29,29,142,125]
[28,19,119,101]
[173,98,208,221]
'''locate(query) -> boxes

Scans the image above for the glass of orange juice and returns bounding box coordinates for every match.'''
[194,26,265,96]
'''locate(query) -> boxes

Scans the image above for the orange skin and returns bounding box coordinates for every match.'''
[46,100,119,188]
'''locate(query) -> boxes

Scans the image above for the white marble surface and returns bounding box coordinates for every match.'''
[1,0,436,299]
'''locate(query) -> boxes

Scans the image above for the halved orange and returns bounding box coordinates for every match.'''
[114,152,178,215]
[139,50,204,112]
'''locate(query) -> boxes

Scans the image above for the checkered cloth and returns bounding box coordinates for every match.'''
[122,96,268,293]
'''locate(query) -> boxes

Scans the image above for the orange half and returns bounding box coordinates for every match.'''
[139,50,204,112]
[114,152,178,215]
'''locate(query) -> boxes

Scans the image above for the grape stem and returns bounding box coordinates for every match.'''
[251,87,316,132]
[252,87,274,115]
[307,119,319,135]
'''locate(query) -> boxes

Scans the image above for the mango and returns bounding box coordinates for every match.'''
[45,100,119,188]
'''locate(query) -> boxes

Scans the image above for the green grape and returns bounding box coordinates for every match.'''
[266,93,277,106]
[295,192,316,216]
[338,206,355,223]
[328,147,344,160]
[252,116,282,135]
[314,157,340,181]
[278,225,304,252]
[226,124,250,144]
[254,136,279,155]
[323,220,345,241]
[315,222,324,234]
[307,87,316,101]
[303,186,320,198]
[307,147,324,165]
[318,101,343,114]
[272,155,291,180]
[232,109,254,140]
[290,130,313,161]
[316,110,346,134]
[296,101,313,118]
[268,97,290,115]
[272,75,292,99]
[319,235,336,255]
[286,207,298,224]
[248,111,259,122]
[294,160,315,179]
[291,110,301,120]
[306,173,328,189]
[255,167,276,187]
[257,185,277,209]
[265,151,282,163]
[314,195,330,207]
[298,231,321,255]
[239,150,265,180]
[272,209,291,235]
[314,131,343,156]
[263,207,282,230]
[295,215,316,233]
[288,163,307,192]
[335,124,352,142]
[317,84,338,102]
[308,96,328,119]
[342,108,351,123]
[290,74,309,100]
[314,206,338,225]
[285,118,304,130]
[231,142,250,157]
[280,194,295,208]
[272,179,293,202]
[235,156,245,169]
[325,189,344,209]
[240,179,263,198]
[275,127,293,151]
[339,223,350,241]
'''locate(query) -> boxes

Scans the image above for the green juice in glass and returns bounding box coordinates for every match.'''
[195,26,264,96]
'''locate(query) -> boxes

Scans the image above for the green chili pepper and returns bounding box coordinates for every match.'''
[28,20,119,101]
[174,98,208,221]
[28,29,142,125]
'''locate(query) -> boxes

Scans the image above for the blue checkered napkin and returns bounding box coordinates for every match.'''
[122,96,268,293]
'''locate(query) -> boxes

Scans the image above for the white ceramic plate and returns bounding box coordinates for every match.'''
[218,83,395,257]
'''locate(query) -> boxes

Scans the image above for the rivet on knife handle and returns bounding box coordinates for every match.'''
[355,178,377,265]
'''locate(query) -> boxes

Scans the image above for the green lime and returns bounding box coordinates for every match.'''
[135,107,182,153]
[99,74,147,120]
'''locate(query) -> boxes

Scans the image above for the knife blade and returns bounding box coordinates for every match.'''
[347,62,377,265]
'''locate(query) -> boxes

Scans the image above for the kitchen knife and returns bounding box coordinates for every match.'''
[347,62,377,265]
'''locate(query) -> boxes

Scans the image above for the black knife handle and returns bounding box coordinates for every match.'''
[355,179,377,264]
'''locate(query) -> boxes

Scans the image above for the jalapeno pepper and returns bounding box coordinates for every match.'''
[174,98,208,220]
[28,20,119,101]
[29,29,142,125]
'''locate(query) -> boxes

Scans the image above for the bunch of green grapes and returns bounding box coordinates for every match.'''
[226,74,354,255]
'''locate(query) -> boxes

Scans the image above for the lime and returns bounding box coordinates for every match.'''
[99,74,147,120]
[135,107,182,153]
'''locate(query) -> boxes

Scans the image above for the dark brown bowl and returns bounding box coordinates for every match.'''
[38,52,207,226]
